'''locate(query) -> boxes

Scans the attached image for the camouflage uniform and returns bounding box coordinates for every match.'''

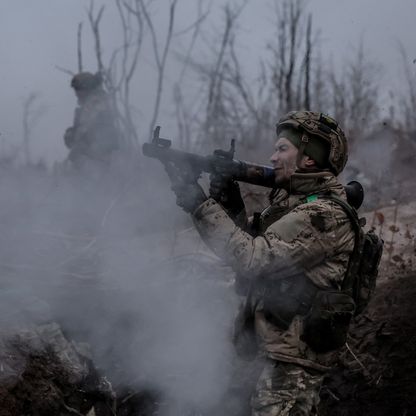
[192,172,355,415]
[164,111,354,415]
[64,73,119,168]
[251,360,322,416]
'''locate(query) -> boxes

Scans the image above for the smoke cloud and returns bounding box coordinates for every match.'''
[0,158,240,414]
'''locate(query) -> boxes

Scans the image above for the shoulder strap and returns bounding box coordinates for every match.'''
[315,194,364,293]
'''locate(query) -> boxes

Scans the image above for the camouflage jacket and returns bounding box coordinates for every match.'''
[192,172,355,371]
[65,90,119,162]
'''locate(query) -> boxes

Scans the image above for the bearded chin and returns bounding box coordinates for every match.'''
[274,163,297,187]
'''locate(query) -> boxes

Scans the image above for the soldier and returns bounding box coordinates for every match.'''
[167,111,356,415]
[64,72,119,170]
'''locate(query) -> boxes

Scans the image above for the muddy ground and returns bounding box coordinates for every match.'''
[1,266,415,416]
[320,267,416,416]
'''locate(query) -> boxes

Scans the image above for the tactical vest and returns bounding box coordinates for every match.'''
[243,192,383,353]
[249,190,321,329]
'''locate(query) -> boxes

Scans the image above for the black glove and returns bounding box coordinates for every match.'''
[165,162,207,214]
[171,182,207,213]
[63,127,75,149]
[209,171,245,217]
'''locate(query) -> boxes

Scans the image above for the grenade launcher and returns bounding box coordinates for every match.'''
[142,126,364,210]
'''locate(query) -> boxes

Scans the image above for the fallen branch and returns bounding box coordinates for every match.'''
[345,342,369,377]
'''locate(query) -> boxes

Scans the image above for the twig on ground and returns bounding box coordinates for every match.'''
[62,402,85,416]
[345,342,369,376]
[322,386,340,401]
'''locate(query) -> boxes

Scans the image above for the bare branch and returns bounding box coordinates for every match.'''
[227,36,259,123]
[173,6,210,38]
[140,0,179,139]
[87,1,105,74]
[269,0,308,113]
[55,65,75,76]
[139,0,162,69]
[177,0,210,82]
[77,22,83,72]
[124,0,144,85]
[117,0,145,145]
[205,2,247,130]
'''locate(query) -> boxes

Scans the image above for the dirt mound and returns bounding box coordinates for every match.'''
[0,318,115,416]
[2,272,416,416]
[320,268,416,416]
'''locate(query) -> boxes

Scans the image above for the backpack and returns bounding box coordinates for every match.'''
[301,194,384,353]
[321,194,384,315]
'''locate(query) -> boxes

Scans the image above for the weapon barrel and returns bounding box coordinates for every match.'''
[233,161,275,188]
[142,142,276,188]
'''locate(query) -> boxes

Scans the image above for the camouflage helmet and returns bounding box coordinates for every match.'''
[276,111,348,176]
[71,72,102,91]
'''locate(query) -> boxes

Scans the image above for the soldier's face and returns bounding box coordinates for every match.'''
[270,137,299,186]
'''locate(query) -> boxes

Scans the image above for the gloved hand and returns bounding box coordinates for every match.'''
[63,127,75,149]
[209,170,245,217]
[171,182,207,213]
[165,162,207,214]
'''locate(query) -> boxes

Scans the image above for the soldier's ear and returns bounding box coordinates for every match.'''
[303,156,317,168]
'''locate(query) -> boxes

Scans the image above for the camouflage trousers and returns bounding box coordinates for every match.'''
[217,358,323,416]
[250,360,324,416]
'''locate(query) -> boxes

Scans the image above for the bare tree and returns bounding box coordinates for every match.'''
[139,0,179,140]
[174,1,278,155]
[175,0,210,83]
[269,0,304,113]
[83,0,146,148]
[328,68,348,131]
[191,2,251,148]
[173,0,210,149]
[347,42,380,143]
[397,43,416,136]
[327,42,381,147]
[111,0,145,146]
[69,0,383,164]
[82,0,182,148]
[204,5,235,128]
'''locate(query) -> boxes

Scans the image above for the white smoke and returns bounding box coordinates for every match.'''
[0,157,240,414]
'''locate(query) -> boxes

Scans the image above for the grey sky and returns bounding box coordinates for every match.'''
[0,0,415,163]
